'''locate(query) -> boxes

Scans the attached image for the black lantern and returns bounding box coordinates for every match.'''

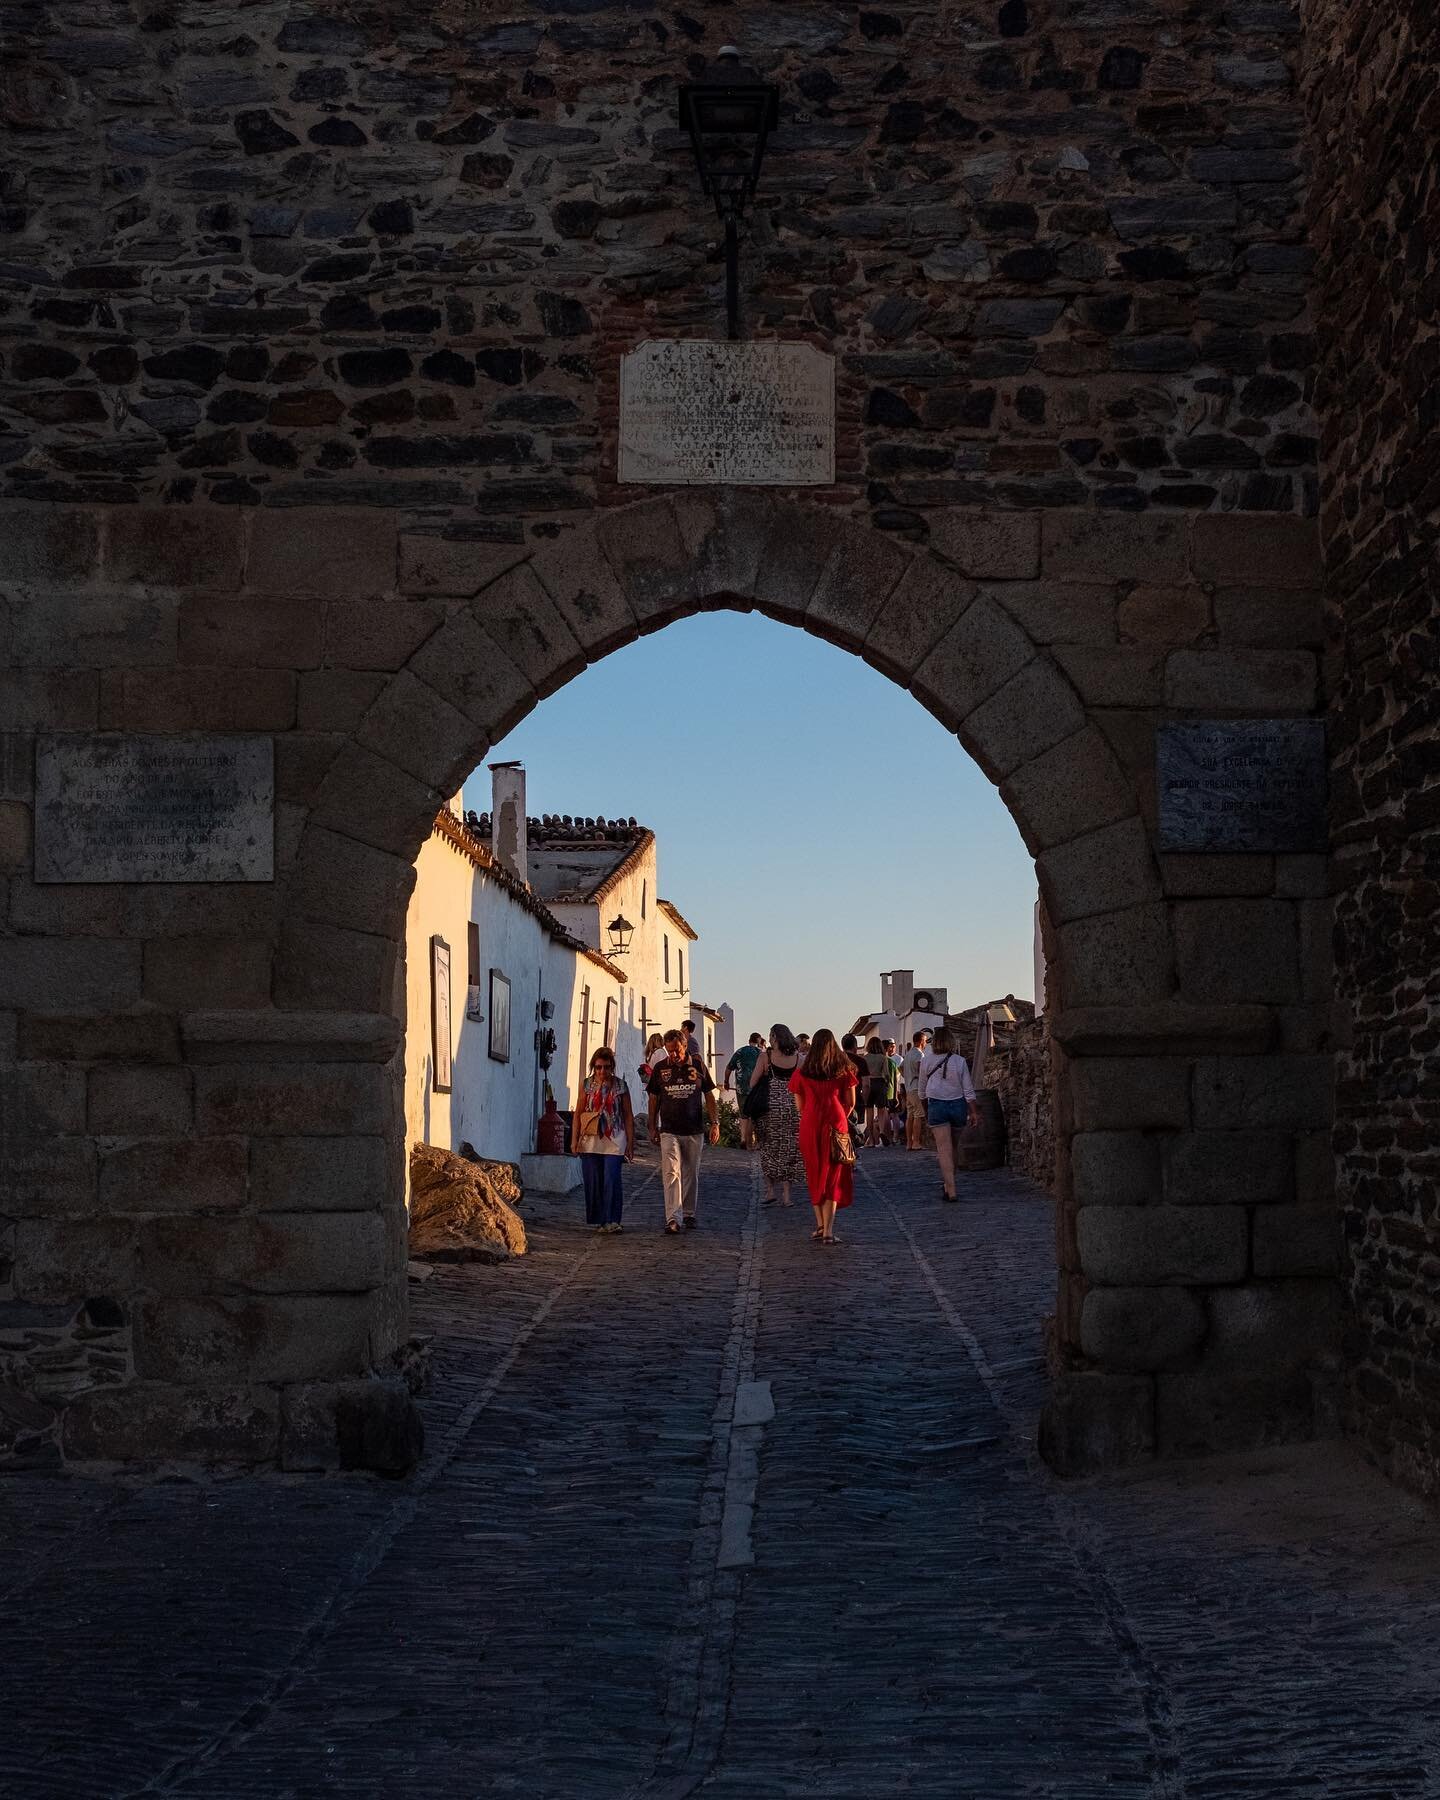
[606,913,635,958]
[678,46,779,340]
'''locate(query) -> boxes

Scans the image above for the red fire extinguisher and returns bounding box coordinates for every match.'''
[535,1096,566,1156]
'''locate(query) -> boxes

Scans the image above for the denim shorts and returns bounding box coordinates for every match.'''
[927,1097,970,1129]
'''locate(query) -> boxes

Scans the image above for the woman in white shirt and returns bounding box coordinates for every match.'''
[918,1027,977,1204]
[570,1047,635,1233]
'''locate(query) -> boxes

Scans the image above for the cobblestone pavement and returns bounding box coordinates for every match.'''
[4,1149,1440,1798]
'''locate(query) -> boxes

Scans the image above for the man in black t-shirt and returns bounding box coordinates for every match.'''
[647,1028,720,1233]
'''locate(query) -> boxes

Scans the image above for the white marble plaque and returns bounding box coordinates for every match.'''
[34,735,274,883]
[618,340,835,486]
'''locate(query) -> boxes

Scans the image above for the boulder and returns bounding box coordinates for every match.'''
[408,1143,526,1262]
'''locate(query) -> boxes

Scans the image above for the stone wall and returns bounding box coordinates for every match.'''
[0,2,1349,1476]
[989,1017,1055,1189]
[1305,2,1440,1502]
[0,1,1317,526]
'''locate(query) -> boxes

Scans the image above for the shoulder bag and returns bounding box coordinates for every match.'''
[577,1082,613,1140]
[830,1124,856,1167]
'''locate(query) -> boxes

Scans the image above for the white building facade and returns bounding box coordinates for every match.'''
[404,765,708,1167]
[849,969,951,1047]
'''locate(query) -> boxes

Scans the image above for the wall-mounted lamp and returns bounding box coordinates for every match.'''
[606,913,635,958]
[678,46,779,340]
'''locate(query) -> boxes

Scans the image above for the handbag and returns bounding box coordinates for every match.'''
[741,1072,771,1120]
[578,1110,605,1139]
[830,1126,856,1167]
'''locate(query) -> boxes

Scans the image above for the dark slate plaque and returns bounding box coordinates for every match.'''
[34,734,274,882]
[1157,720,1326,853]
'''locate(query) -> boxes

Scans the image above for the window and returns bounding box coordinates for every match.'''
[678,948,684,992]
[579,984,591,1078]
[488,969,511,1063]
[641,880,647,918]
[430,936,452,1093]
[466,921,482,1019]
[663,934,670,983]
[604,995,618,1051]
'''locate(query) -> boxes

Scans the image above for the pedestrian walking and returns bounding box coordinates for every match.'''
[919,1026,977,1203]
[863,1036,891,1147]
[725,1032,765,1150]
[883,1039,904,1144]
[901,1030,931,1150]
[680,1018,706,1069]
[570,1046,635,1233]
[841,1033,870,1135]
[751,1023,804,1207]
[789,1028,859,1246]
[640,1032,667,1081]
[647,1028,720,1234]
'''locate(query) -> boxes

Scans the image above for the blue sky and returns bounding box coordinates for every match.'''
[465,611,1037,1042]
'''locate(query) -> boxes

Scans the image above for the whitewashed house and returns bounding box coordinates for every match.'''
[848,969,951,1047]
[404,763,707,1166]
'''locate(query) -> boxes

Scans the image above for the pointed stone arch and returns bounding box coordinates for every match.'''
[0,491,1335,1477]
[280,490,1165,1029]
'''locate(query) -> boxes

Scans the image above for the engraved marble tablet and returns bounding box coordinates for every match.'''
[618,340,835,486]
[1157,720,1326,853]
[35,735,274,882]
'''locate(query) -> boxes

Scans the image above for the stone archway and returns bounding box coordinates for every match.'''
[0,491,1335,1474]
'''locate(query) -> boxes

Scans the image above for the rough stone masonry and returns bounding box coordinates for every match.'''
[1305,0,1440,1507]
[0,0,1418,1486]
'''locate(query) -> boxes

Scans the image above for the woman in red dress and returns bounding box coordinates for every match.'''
[789,1029,860,1246]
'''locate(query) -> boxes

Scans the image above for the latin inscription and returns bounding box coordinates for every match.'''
[1157,720,1327,853]
[34,735,274,882]
[618,339,835,486]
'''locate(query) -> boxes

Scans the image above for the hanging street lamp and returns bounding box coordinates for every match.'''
[677,45,780,341]
[606,913,635,958]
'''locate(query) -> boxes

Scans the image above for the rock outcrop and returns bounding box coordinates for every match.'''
[408,1145,527,1263]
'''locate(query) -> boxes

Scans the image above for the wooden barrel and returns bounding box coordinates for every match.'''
[956,1088,1006,1171]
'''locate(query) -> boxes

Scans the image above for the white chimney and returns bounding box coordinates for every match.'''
[490,762,527,885]
[880,971,894,1012]
[892,969,915,1016]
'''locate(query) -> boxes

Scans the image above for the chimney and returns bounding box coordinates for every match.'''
[892,969,915,1016]
[490,761,527,885]
[879,971,894,1013]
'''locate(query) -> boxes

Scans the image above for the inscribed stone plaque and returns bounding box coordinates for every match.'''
[35,735,274,882]
[618,339,835,486]
[1157,720,1326,853]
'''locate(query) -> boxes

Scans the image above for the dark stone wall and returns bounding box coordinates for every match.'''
[989,1016,1056,1188]
[1306,1,1440,1501]
[0,0,1318,530]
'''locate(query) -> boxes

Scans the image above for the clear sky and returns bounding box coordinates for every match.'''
[464,611,1037,1043]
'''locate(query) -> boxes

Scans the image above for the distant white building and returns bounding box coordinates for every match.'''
[849,969,950,1047]
[404,764,707,1165]
[711,1002,737,1082]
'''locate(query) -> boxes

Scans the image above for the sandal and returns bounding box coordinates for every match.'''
[822,1235,839,1247]
[811,1228,825,1241]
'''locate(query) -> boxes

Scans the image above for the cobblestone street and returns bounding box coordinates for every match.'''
[3,1149,1439,1799]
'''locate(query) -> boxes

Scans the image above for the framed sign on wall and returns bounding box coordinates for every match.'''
[488,969,511,1063]
[430,936,452,1093]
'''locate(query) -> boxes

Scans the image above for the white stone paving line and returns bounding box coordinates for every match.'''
[123,1173,659,1800]
[629,1158,767,1800]
[865,1163,1188,1800]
